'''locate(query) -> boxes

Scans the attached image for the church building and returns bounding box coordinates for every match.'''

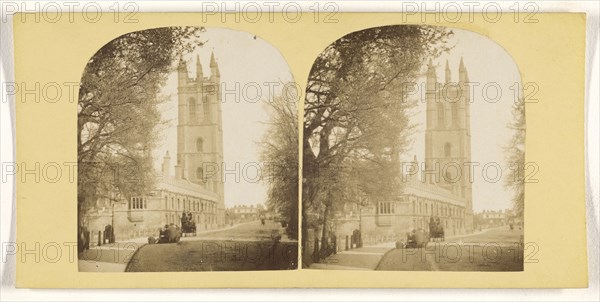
[333,58,475,242]
[83,52,226,242]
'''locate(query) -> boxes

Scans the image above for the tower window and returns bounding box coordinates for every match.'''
[437,102,445,127]
[203,95,210,120]
[196,167,204,182]
[452,102,459,124]
[189,97,197,115]
[196,138,203,152]
[444,143,452,157]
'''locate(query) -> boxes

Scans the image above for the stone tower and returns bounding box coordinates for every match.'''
[176,52,225,225]
[424,58,473,231]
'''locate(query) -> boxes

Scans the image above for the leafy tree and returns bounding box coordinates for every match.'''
[77,27,204,221]
[505,98,526,217]
[302,25,452,261]
[260,90,299,240]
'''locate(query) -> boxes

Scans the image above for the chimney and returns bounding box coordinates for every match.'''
[175,164,183,179]
[162,151,171,177]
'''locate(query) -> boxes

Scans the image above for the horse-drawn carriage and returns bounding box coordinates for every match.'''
[399,228,429,248]
[396,217,446,249]
[149,212,196,244]
[428,217,445,242]
[150,224,181,244]
[180,211,196,237]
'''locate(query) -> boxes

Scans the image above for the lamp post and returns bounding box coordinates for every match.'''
[357,195,362,234]
[111,201,116,243]
[356,192,368,248]
[353,168,368,248]
[110,186,121,244]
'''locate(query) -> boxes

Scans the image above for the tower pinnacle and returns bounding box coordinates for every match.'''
[196,54,203,80]
[445,60,451,83]
[177,56,189,85]
[459,57,469,82]
[177,55,187,71]
[210,51,220,79]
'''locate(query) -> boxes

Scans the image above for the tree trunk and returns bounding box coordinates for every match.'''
[320,204,330,257]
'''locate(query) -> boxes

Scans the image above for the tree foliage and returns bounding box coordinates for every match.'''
[504,99,526,217]
[260,89,299,240]
[302,25,452,257]
[77,27,204,219]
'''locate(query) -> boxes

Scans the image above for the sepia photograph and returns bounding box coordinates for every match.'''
[76,26,298,272]
[4,1,594,293]
[302,25,526,271]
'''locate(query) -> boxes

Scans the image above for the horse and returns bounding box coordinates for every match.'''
[404,228,429,248]
[159,224,181,243]
[429,221,445,242]
[180,212,197,237]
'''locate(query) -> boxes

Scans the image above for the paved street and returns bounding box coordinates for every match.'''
[127,220,297,271]
[310,226,524,271]
[79,220,298,272]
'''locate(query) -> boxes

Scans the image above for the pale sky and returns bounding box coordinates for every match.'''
[152,28,294,208]
[151,27,520,212]
[403,28,522,213]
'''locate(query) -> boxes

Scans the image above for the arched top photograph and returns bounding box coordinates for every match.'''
[77,26,298,272]
[302,25,525,272]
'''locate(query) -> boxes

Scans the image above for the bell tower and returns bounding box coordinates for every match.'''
[176,52,225,224]
[424,58,473,230]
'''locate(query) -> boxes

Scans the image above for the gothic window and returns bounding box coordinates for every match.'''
[437,102,445,127]
[203,95,210,119]
[189,97,197,115]
[196,167,204,181]
[444,143,452,157]
[196,138,203,152]
[452,102,459,124]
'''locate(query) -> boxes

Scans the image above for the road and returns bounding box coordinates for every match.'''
[311,226,524,271]
[377,226,524,271]
[79,220,298,272]
[125,220,298,272]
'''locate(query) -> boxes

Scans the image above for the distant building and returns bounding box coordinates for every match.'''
[475,209,511,228]
[227,205,261,223]
[82,52,226,242]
